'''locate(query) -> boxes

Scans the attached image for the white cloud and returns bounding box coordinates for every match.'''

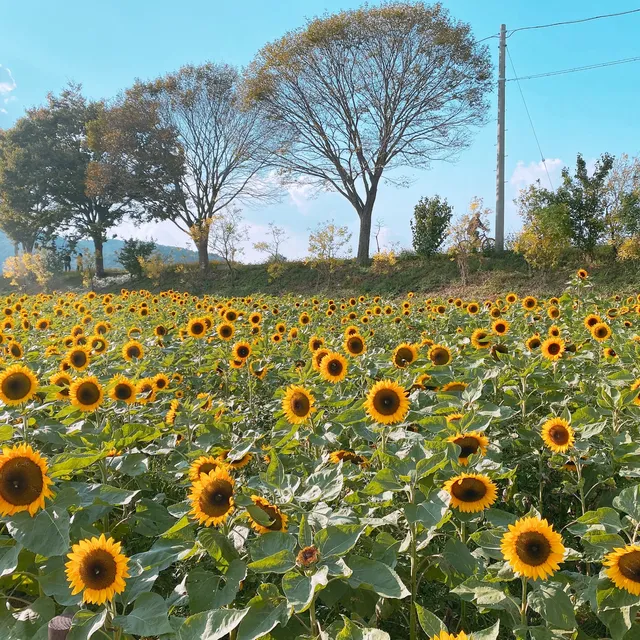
[0,65,16,95]
[510,158,563,191]
[286,179,315,213]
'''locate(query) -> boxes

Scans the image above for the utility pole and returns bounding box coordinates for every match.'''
[495,23,506,252]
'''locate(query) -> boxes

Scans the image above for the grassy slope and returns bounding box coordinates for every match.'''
[3,250,640,298]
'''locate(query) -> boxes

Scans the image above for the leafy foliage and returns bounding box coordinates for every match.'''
[411,196,453,256]
[116,238,157,277]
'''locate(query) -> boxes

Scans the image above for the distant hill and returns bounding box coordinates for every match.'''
[0,231,220,268]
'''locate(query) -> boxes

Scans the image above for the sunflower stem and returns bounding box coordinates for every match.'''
[21,414,28,445]
[309,596,319,639]
[409,486,418,640]
[520,576,528,628]
[538,451,544,514]
[459,522,467,631]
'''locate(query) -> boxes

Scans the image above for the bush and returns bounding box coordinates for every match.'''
[410,195,453,256]
[116,238,156,277]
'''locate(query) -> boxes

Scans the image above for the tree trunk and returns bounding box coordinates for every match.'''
[197,234,210,271]
[93,236,105,278]
[356,207,373,266]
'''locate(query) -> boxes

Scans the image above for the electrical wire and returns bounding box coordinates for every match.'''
[508,8,640,36]
[506,46,554,190]
[506,55,640,81]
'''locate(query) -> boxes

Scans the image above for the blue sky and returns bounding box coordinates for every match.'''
[2,0,639,260]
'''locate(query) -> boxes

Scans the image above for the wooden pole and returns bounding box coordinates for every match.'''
[48,613,73,640]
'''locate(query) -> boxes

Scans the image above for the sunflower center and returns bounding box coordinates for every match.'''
[71,352,87,367]
[114,384,133,400]
[348,338,363,354]
[2,372,33,401]
[431,348,449,365]
[291,392,310,417]
[192,323,204,335]
[77,382,100,405]
[515,531,551,566]
[549,425,569,445]
[328,360,343,375]
[256,503,284,531]
[451,477,487,502]
[373,389,400,415]
[79,549,118,590]
[221,327,232,337]
[127,346,141,358]
[596,327,607,338]
[156,378,167,389]
[0,458,44,506]
[198,462,218,476]
[454,436,480,458]
[617,550,640,582]
[200,480,233,517]
[395,348,414,366]
[547,342,561,355]
[237,346,250,358]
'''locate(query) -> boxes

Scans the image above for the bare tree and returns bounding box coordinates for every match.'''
[374,219,385,253]
[208,208,248,274]
[253,222,288,262]
[244,3,492,264]
[105,63,281,270]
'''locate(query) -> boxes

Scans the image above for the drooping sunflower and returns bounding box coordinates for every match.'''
[248,495,288,534]
[136,378,157,404]
[66,534,129,605]
[392,343,418,368]
[541,337,565,361]
[189,466,235,527]
[66,346,91,371]
[526,335,542,351]
[218,450,253,470]
[344,334,366,357]
[541,417,575,453]
[604,544,640,596]
[443,473,497,513]
[249,362,269,380]
[0,364,39,406]
[232,341,252,361]
[108,375,137,405]
[189,455,226,482]
[282,385,316,424]
[429,344,452,366]
[70,376,104,412]
[122,340,144,362]
[50,372,72,400]
[364,380,410,425]
[447,431,489,466]
[591,322,611,342]
[501,516,565,580]
[440,381,467,393]
[471,329,491,349]
[312,348,330,371]
[0,444,55,516]
[328,450,366,465]
[319,352,348,383]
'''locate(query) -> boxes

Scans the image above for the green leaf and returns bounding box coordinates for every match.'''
[266,449,285,488]
[237,583,290,640]
[298,514,313,548]
[346,555,410,599]
[282,565,329,612]
[186,560,246,613]
[0,541,21,577]
[249,531,296,561]
[7,502,69,556]
[415,604,446,636]
[567,508,622,535]
[49,451,104,477]
[336,616,391,639]
[0,424,13,441]
[613,485,640,521]
[178,608,249,640]
[443,538,478,576]
[363,468,404,495]
[247,549,296,574]
[67,610,108,640]
[300,465,343,502]
[528,583,576,631]
[470,620,500,640]
[315,525,364,558]
[405,490,450,528]
[113,592,172,636]
[198,528,239,571]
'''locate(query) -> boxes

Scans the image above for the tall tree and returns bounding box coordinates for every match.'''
[244,2,492,265]
[602,153,640,251]
[103,63,280,271]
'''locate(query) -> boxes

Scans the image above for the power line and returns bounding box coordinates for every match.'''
[507,55,640,81]
[506,46,554,190]
[508,8,640,36]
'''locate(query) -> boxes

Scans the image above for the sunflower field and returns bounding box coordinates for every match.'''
[3,271,640,640]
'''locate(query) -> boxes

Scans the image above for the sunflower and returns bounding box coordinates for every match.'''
[328,450,366,465]
[471,329,491,349]
[526,335,542,351]
[604,347,617,359]
[0,348,33,392]
[187,317,207,338]
[344,334,366,356]
[541,417,575,453]
[217,323,235,341]
[604,544,640,596]
[312,348,330,371]
[282,385,316,424]
[249,362,268,380]
[440,381,467,393]
[431,632,469,640]
[189,455,226,482]
[89,336,108,354]
[540,335,565,361]
[443,473,497,513]
[0,444,54,516]
[248,495,288,534]
[319,352,348,383]
[425,344,452,369]
[66,534,129,605]
[522,296,537,310]
[364,380,410,425]
[297,545,320,567]
[491,319,509,336]
[501,516,565,580]
[50,372,72,400]
[7,341,23,358]
[577,268,588,279]
[218,450,253,469]
[309,336,324,352]
[136,378,157,404]
[392,343,418,368]
[108,375,137,404]
[70,376,104,412]
[591,322,611,342]
[232,341,252,360]
[122,340,144,362]
[189,466,235,527]
[447,431,489,465]
[66,346,90,371]
[153,373,170,390]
